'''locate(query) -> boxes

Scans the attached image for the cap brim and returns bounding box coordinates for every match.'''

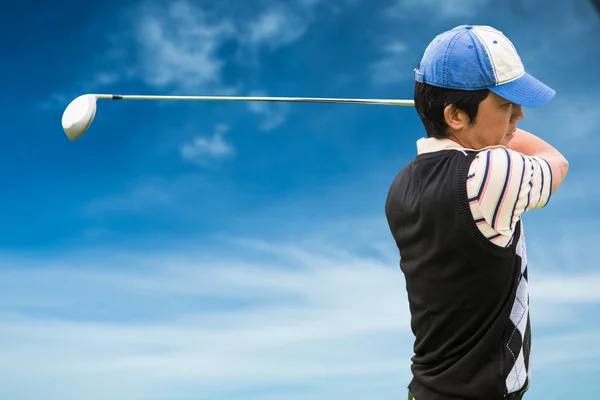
[489,72,555,108]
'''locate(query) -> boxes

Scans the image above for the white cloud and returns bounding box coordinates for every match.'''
[129,0,325,89]
[385,0,485,20]
[181,124,235,165]
[229,1,323,70]
[531,273,600,303]
[82,174,213,217]
[517,91,600,157]
[0,234,411,400]
[370,41,410,85]
[39,92,72,111]
[43,0,332,123]
[88,72,120,87]
[298,0,323,6]
[134,1,237,93]
[246,90,290,131]
[127,0,324,132]
[544,168,600,206]
[505,4,600,154]
[0,217,599,399]
[84,178,173,215]
[533,331,600,370]
[243,7,311,50]
[518,4,597,73]
[39,72,121,111]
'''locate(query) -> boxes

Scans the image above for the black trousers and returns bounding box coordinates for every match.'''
[408,391,524,400]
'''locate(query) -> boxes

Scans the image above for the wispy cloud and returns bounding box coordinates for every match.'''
[229,1,325,70]
[545,167,600,206]
[246,90,290,131]
[42,0,333,124]
[0,218,599,399]
[0,234,411,400]
[134,1,237,94]
[127,0,326,131]
[518,3,598,74]
[39,72,123,111]
[385,0,485,20]
[84,178,173,215]
[534,330,600,370]
[88,72,121,87]
[531,273,600,303]
[39,92,73,111]
[181,124,235,166]
[129,0,326,86]
[370,41,410,85]
[519,90,600,155]
[82,174,210,217]
[242,6,312,50]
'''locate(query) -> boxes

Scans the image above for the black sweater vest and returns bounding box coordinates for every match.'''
[385,149,530,400]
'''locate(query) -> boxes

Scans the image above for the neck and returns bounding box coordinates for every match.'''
[447,131,487,150]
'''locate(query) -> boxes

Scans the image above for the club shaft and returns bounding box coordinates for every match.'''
[92,94,414,107]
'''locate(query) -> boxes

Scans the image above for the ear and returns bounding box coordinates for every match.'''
[443,104,468,131]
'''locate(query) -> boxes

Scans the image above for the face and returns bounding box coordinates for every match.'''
[447,91,525,149]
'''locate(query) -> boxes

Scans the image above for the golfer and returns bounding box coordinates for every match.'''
[385,25,569,400]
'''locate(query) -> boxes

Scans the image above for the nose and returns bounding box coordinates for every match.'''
[512,104,525,122]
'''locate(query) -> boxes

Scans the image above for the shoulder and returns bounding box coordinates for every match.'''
[468,147,552,200]
[466,147,553,236]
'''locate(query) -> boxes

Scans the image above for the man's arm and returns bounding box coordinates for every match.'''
[467,132,567,244]
[507,128,569,194]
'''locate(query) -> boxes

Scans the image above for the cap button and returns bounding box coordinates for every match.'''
[465,25,473,29]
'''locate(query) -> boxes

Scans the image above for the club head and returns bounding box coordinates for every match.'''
[61,94,97,141]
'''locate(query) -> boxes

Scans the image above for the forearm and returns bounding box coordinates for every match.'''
[508,128,560,156]
[508,128,569,193]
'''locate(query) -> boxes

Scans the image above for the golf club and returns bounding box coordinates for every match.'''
[61,93,415,141]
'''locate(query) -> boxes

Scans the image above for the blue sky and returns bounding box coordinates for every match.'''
[1,0,600,399]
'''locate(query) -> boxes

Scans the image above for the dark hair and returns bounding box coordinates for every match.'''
[414,81,490,139]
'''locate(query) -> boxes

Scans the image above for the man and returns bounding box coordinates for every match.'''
[385,25,569,400]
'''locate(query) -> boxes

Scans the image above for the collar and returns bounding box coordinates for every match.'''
[416,137,506,155]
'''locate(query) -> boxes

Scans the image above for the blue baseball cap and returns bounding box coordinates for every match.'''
[414,25,555,108]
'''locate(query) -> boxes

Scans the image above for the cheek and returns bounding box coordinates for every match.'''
[478,113,510,141]
[492,111,512,128]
